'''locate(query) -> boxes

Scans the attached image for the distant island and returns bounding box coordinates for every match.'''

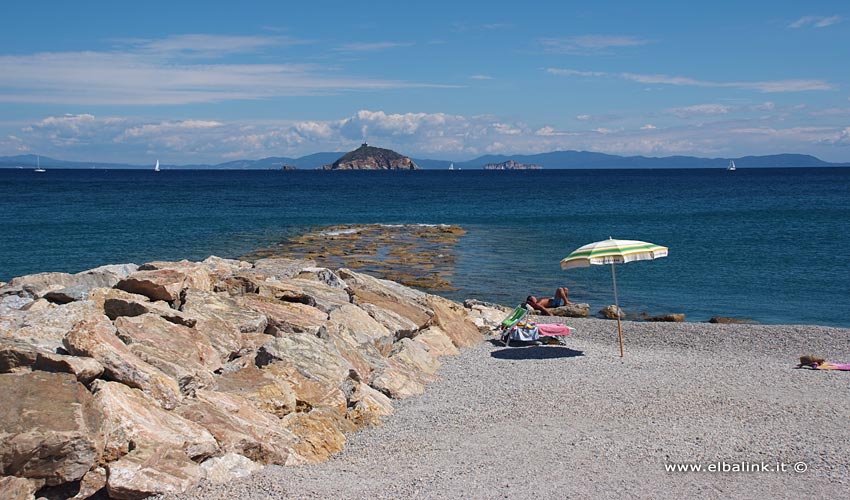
[483,160,543,170]
[319,143,419,170]
[1,151,846,171]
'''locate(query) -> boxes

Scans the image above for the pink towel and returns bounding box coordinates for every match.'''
[537,323,573,336]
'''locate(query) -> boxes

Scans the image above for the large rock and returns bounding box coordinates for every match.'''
[201,256,253,275]
[102,293,196,328]
[326,304,394,351]
[549,303,591,318]
[280,408,347,463]
[200,453,262,484]
[250,258,316,280]
[598,305,624,320]
[181,290,266,362]
[175,389,300,465]
[295,267,349,290]
[1,301,102,353]
[214,365,297,418]
[106,446,202,500]
[115,264,211,307]
[339,269,433,327]
[0,267,131,301]
[113,314,220,395]
[358,302,419,340]
[425,295,483,348]
[91,380,218,462]
[256,331,351,388]
[136,260,214,291]
[238,295,327,336]
[370,338,440,399]
[413,326,460,357]
[0,372,104,486]
[0,476,38,500]
[63,317,182,409]
[262,362,348,416]
[645,313,685,322]
[257,279,350,313]
[346,381,394,428]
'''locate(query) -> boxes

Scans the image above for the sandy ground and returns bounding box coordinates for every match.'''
[163,317,850,500]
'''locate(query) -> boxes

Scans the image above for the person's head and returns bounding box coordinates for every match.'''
[526,295,537,304]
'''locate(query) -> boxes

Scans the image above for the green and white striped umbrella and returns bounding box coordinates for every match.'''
[561,238,668,270]
[561,238,668,357]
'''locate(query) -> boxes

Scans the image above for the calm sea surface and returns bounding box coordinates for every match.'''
[1,167,848,327]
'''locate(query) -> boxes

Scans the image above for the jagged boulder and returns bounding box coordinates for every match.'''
[549,303,591,318]
[1,300,102,353]
[646,313,685,322]
[598,305,624,320]
[0,372,104,486]
[106,446,202,500]
[91,380,218,462]
[370,338,440,399]
[426,295,483,348]
[256,332,351,388]
[238,295,327,336]
[181,289,266,362]
[63,317,182,409]
[257,279,350,313]
[200,453,262,484]
[0,476,39,500]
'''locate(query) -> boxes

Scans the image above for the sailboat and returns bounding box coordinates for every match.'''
[154,160,160,172]
[449,163,454,171]
[727,160,736,171]
[34,155,45,172]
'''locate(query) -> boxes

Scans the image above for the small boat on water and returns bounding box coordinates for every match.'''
[727,160,736,171]
[449,163,454,170]
[154,160,160,172]
[34,155,45,172]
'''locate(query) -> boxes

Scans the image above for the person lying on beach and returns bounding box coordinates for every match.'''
[526,288,572,316]
[798,355,850,371]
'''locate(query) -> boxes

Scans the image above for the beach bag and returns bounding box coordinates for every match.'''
[505,321,540,342]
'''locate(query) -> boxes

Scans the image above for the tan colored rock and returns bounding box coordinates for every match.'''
[88,288,149,311]
[137,260,214,291]
[200,453,262,484]
[370,338,440,399]
[0,338,39,373]
[201,256,253,275]
[91,380,218,462]
[281,408,346,463]
[63,317,182,410]
[1,269,129,300]
[214,365,297,418]
[262,363,348,416]
[337,268,430,304]
[646,313,685,322]
[106,446,202,500]
[257,279,349,313]
[113,314,220,396]
[1,300,101,353]
[413,326,460,357]
[0,476,38,500]
[0,372,103,486]
[175,389,299,465]
[346,381,394,428]
[238,295,327,336]
[550,303,591,318]
[256,332,351,388]
[359,302,420,340]
[34,351,104,384]
[349,288,431,328]
[181,289,266,362]
[295,267,349,290]
[250,258,316,280]
[598,305,624,320]
[72,466,107,500]
[465,303,513,332]
[115,268,199,307]
[426,295,483,348]
[103,295,196,328]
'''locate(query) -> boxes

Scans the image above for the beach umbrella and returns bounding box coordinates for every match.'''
[561,238,668,357]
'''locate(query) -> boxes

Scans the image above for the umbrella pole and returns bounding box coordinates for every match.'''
[611,262,624,357]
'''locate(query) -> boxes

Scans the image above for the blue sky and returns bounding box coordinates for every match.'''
[1,0,849,163]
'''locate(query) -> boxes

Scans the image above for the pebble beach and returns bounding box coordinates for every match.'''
[161,317,850,500]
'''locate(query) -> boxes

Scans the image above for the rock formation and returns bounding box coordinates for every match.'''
[319,143,419,170]
[0,255,503,499]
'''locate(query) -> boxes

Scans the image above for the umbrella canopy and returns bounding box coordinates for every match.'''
[561,238,668,357]
[561,238,668,270]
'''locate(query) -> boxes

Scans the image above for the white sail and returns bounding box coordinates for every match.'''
[154,160,160,172]
[34,154,45,172]
[727,160,736,171]
[449,163,454,170]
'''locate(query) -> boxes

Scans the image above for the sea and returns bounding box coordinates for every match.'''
[1,167,849,327]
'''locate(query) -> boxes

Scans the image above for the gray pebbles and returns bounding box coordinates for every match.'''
[161,318,850,499]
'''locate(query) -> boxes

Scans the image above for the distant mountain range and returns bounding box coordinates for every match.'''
[0,151,845,170]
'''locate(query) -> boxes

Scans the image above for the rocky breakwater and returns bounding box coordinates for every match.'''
[0,257,504,499]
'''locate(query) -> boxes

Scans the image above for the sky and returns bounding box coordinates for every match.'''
[1,0,849,164]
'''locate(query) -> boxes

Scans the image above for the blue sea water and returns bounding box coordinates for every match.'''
[1,167,849,327]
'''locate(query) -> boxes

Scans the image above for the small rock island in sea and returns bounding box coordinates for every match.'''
[319,143,419,170]
[483,160,543,170]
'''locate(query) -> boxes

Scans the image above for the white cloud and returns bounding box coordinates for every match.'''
[789,15,842,28]
[9,110,850,163]
[469,74,494,80]
[548,68,834,93]
[0,35,441,106]
[539,35,648,54]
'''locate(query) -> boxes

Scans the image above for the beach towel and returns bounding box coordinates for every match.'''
[537,323,573,337]
[811,362,850,371]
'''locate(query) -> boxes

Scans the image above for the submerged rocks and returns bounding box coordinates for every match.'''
[0,256,486,498]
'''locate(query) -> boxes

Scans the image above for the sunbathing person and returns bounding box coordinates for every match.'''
[526,287,572,316]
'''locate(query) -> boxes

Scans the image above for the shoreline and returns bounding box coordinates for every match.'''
[162,317,850,499]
